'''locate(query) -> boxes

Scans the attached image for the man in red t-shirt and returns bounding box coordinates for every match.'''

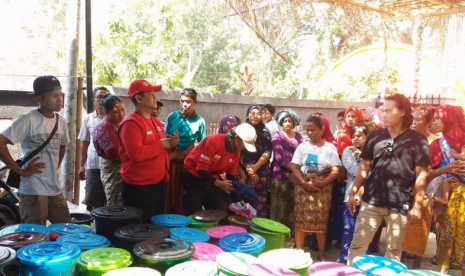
[118,79,179,223]
[182,123,257,215]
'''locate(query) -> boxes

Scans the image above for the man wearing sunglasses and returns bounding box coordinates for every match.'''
[346,94,430,265]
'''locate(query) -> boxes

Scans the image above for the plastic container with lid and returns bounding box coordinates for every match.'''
[246,264,299,276]
[76,247,133,276]
[207,226,247,246]
[114,223,170,252]
[308,262,365,275]
[166,260,218,276]
[133,237,195,274]
[249,218,290,253]
[193,209,228,222]
[70,213,94,225]
[48,223,95,240]
[228,216,251,232]
[258,249,312,276]
[0,231,49,250]
[0,246,17,276]
[57,234,111,251]
[17,241,81,276]
[189,215,219,232]
[219,233,266,257]
[192,242,224,262]
[150,214,191,228]
[102,267,161,276]
[170,227,210,243]
[0,223,51,236]
[353,255,408,276]
[91,206,143,246]
[217,252,258,276]
[399,270,450,276]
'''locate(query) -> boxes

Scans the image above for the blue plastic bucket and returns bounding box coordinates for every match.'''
[151,214,190,228]
[57,234,111,251]
[353,255,408,276]
[170,227,210,243]
[219,233,266,257]
[17,241,81,276]
[48,223,94,240]
[0,224,51,236]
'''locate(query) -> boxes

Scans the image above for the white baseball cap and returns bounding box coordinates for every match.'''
[235,123,257,152]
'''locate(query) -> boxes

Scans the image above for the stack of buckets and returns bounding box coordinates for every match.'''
[217,252,258,276]
[257,248,312,276]
[248,218,290,252]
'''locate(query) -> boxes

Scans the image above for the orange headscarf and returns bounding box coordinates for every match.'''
[337,106,364,155]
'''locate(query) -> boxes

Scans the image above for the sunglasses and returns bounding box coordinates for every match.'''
[385,138,394,156]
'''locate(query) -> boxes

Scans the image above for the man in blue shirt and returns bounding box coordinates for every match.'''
[165,88,206,214]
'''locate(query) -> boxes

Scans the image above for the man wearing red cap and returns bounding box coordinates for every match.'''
[118,80,179,223]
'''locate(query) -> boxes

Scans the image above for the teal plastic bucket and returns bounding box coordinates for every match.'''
[400,270,449,276]
[250,226,288,252]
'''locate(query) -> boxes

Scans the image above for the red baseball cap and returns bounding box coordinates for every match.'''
[128,79,162,98]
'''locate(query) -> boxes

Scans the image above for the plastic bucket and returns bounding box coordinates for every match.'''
[0,246,16,276]
[250,226,288,252]
[219,233,266,257]
[399,270,449,276]
[217,252,258,276]
[76,247,132,276]
[257,249,312,276]
[207,226,247,246]
[114,223,170,253]
[228,216,250,232]
[91,206,143,246]
[166,261,218,276]
[17,241,81,276]
[246,264,299,276]
[102,267,161,276]
[48,223,94,241]
[192,242,224,262]
[170,227,210,243]
[70,213,94,226]
[151,214,191,228]
[353,255,408,276]
[0,224,51,236]
[57,234,111,251]
[189,215,218,232]
[0,231,49,250]
[308,262,365,275]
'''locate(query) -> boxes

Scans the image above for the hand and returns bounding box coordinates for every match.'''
[445,160,465,175]
[303,181,320,192]
[407,205,422,225]
[312,179,325,188]
[167,130,179,148]
[347,195,357,216]
[20,157,46,176]
[250,173,259,186]
[215,179,235,194]
[246,164,258,175]
[78,167,86,180]
[239,178,246,184]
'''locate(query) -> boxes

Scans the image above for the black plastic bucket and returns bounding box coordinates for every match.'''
[114,224,170,254]
[70,213,94,225]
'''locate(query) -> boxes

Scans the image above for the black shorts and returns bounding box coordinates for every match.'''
[181,169,222,216]
[121,180,165,223]
[82,169,106,208]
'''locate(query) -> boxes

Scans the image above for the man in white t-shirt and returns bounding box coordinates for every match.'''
[0,75,71,225]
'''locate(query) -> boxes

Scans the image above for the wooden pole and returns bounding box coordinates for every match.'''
[74,77,84,205]
[85,0,93,113]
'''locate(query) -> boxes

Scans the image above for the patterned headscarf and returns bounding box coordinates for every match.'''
[365,106,385,129]
[274,108,301,127]
[337,105,364,155]
[218,115,238,134]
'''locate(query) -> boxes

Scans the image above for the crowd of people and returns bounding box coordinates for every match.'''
[1,75,465,275]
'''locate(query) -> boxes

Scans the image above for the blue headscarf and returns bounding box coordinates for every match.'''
[275,108,301,127]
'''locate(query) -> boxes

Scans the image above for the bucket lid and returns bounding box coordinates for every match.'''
[0,223,51,236]
[353,255,408,275]
[251,218,290,234]
[91,206,143,219]
[207,226,247,240]
[246,264,299,276]
[399,270,449,276]
[0,246,16,267]
[170,227,210,243]
[0,232,49,250]
[308,262,365,275]
[258,249,311,269]
[151,214,191,227]
[217,252,258,275]
[102,267,161,276]
[114,224,170,241]
[133,237,195,261]
[48,223,94,236]
[77,248,132,271]
[57,234,111,250]
[189,215,219,226]
[17,241,81,266]
[219,233,266,253]
[192,242,224,262]
[193,209,228,222]
[166,261,218,276]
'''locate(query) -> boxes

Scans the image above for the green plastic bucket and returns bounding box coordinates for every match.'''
[188,215,218,232]
[217,252,257,276]
[76,248,133,276]
[250,226,288,252]
[258,249,312,276]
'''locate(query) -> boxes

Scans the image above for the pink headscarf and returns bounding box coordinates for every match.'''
[365,106,384,129]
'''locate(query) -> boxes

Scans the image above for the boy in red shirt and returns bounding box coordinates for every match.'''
[118,79,179,223]
[183,123,257,215]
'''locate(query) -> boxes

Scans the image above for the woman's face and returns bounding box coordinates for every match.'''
[281,116,294,132]
[411,110,430,134]
[363,113,377,131]
[262,109,273,123]
[107,101,126,126]
[346,110,358,127]
[225,125,237,134]
[248,108,262,126]
[433,113,444,132]
[352,128,367,149]
[305,122,323,143]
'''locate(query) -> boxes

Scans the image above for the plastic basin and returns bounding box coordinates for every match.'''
[353,255,408,276]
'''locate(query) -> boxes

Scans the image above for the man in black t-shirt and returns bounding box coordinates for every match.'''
[346,94,430,265]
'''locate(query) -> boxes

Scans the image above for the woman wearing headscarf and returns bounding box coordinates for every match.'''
[270,108,303,227]
[427,105,465,274]
[218,115,238,134]
[337,106,364,155]
[309,113,337,147]
[240,104,272,218]
[364,106,384,132]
